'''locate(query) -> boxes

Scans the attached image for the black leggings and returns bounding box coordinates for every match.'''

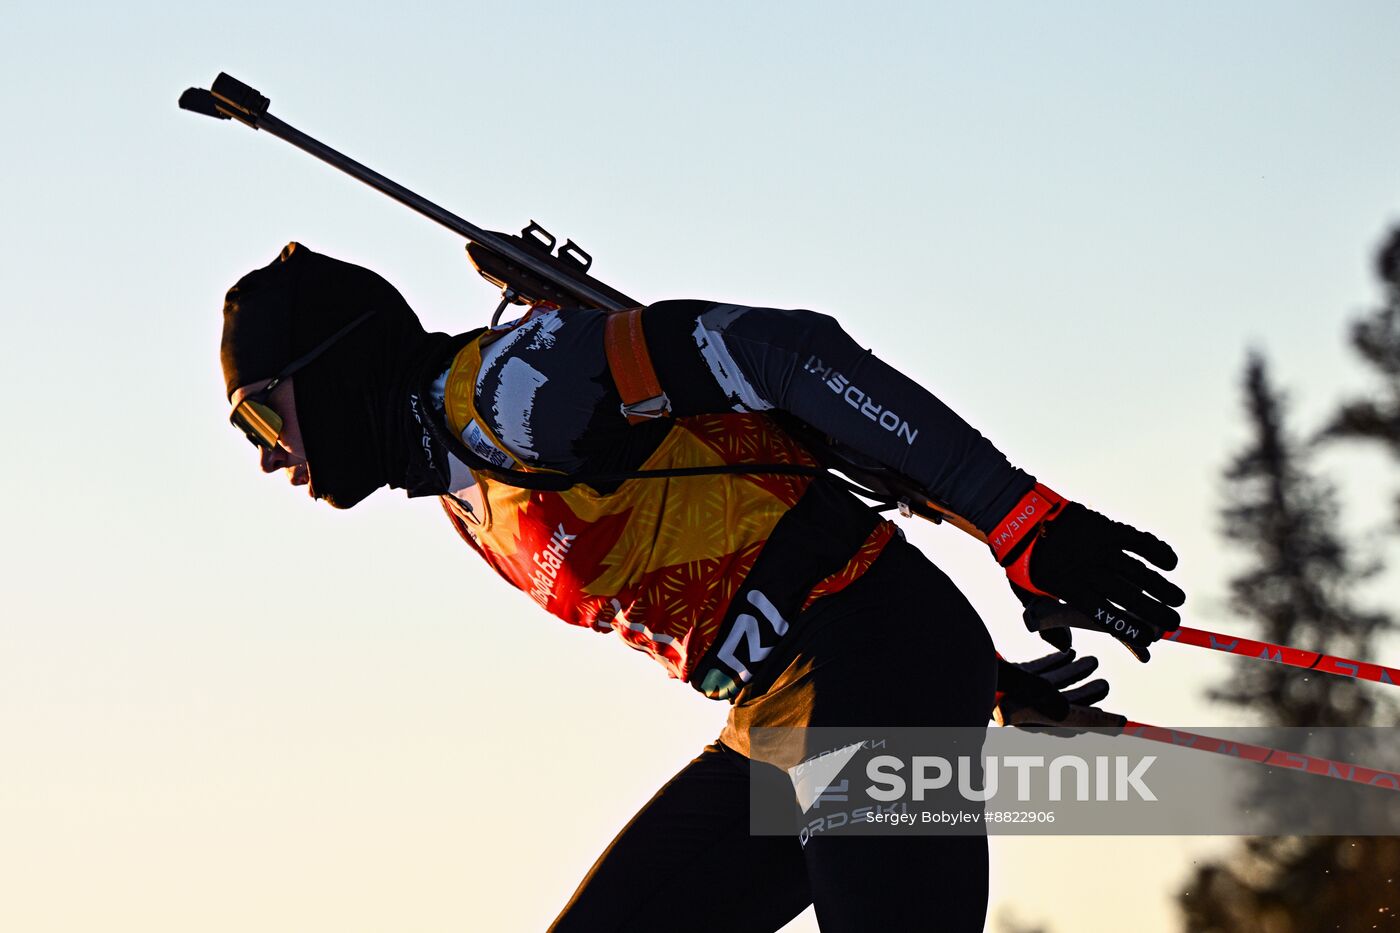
[550,541,998,932]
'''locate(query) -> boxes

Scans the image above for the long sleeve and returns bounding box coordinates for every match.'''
[641,300,1035,533]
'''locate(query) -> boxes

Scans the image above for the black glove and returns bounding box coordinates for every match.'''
[1010,584,1074,651]
[1013,585,1169,661]
[990,484,1185,662]
[994,649,1127,729]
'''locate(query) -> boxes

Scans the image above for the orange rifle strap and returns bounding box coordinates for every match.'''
[921,498,988,543]
[604,307,671,424]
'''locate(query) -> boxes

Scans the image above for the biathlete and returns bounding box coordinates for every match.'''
[218,242,1184,931]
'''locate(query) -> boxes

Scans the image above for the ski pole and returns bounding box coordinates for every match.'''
[1160,626,1399,687]
[882,490,1400,688]
[1119,720,1400,793]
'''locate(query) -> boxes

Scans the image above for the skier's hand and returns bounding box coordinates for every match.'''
[993,649,1126,730]
[1009,584,1075,651]
[1011,585,1172,661]
[991,485,1184,662]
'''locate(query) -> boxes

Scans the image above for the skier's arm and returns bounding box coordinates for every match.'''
[639,300,1185,657]
[640,300,1033,532]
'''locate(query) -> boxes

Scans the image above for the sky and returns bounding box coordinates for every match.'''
[3,2,1400,931]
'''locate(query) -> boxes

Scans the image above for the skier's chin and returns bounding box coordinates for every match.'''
[309,481,363,511]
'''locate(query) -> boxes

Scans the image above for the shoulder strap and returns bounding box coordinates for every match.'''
[604,307,672,424]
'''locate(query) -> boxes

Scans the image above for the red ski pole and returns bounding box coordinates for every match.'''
[1161,626,1400,688]
[1119,721,1400,793]
[871,480,1400,689]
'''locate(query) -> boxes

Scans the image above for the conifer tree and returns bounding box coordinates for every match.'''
[1208,354,1391,728]
[1178,284,1398,932]
[1322,227,1400,524]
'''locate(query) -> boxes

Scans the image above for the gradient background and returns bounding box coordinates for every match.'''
[4,3,1399,930]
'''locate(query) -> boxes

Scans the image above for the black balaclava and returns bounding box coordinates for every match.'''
[221,242,455,508]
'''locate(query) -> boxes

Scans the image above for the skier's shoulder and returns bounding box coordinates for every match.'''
[478,305,608,372]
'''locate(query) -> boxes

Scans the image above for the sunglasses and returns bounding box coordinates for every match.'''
[230,310,375,451]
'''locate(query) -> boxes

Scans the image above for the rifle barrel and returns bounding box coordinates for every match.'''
[253,112,632,313]
[182,74,637,313]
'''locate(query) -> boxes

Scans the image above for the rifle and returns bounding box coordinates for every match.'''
[179,73,637,326]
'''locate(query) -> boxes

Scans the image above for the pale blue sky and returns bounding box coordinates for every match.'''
[4,3,1399,931]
